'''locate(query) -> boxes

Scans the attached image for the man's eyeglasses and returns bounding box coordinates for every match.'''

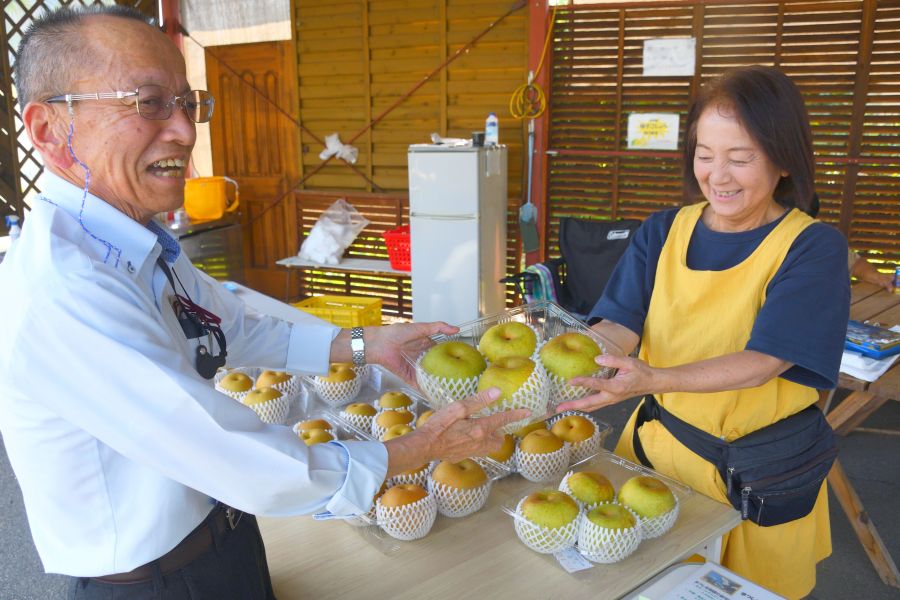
[45,84,215,123]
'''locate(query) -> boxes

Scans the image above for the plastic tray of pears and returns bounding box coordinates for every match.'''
[400,300,624,434]
[498,448,692,574]
[214,367,309,426]
[298,364,525,555]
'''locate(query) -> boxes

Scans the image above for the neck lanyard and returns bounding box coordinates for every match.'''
[157,257,227,379]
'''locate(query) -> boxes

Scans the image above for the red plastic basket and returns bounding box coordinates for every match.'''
[383,225,411,271]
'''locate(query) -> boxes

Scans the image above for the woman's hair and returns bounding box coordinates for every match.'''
[682,66,816,213]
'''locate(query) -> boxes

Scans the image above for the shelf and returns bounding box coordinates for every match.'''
[276,256,409,276]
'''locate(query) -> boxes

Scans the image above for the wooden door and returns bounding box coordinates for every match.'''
[205,40,301,297]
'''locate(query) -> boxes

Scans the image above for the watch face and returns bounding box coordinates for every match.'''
[351,339,364,351]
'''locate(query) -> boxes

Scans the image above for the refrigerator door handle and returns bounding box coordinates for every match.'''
[410,213,477,220]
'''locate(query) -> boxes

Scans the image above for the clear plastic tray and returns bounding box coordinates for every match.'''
[400,301,623,421]
[301,366,515,553]
[499,449,693,572]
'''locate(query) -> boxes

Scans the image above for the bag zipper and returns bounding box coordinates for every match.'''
[724,430,833,472]
[741,487,751,519]
[739,446,837,490]
[725,444,836,495]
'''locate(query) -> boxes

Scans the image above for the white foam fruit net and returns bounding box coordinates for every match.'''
[337,411,374,432]
[548,411,604,464]
[389,464,431,489]
[512,496,579,554]
[426,478,492,518]
[291,421,336,438]
[247,395,291,425]
[558,470,614,511]
[375,494,438,541]
[545,367,604,406]
[414,353,481,410]
[515,443,571,483]
[631,495,680,539]
[576,502,642,564]
[268,375,303,398]
[370,411,415,441]
[373,398,415,412]
[313,376,362,407]
[479,362,551,435]
[214,368,253,402]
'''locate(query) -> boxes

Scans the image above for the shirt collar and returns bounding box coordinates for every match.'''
[37,171,180,273]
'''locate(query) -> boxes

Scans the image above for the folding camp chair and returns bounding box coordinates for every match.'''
[503,217,640,320]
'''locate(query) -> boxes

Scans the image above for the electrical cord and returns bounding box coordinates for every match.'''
[508,4,558,121]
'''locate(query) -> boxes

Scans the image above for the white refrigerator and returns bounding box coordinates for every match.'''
[408,144,508,324]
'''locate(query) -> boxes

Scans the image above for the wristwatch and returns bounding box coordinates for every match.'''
[350,327,366,367]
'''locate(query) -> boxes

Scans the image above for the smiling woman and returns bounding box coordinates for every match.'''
[557,66,850,600]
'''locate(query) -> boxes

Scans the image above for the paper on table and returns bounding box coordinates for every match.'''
[840,325,900,382]
[661,562,784,600]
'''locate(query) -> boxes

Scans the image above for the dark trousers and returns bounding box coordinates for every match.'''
[67,514,275,600]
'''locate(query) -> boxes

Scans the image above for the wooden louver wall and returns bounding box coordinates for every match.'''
[546,0,900,268]
[291,0,529,316]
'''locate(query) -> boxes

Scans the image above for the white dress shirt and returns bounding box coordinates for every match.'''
[0,172,388,577]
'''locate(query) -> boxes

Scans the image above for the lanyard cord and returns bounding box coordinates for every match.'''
[156,257,227,355]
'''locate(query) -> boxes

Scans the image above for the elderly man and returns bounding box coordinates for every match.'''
[0,6,526,598]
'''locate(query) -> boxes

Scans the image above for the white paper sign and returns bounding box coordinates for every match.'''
[627,113,680,150]
[554,547,593,573]
[644,38,696,77]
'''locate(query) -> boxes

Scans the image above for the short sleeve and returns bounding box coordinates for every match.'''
[746,223,850,389]
[588,209,677,336]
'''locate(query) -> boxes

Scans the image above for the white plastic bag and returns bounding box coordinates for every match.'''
[298,199,370,265]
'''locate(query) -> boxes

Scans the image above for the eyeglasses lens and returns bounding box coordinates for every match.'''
[136,85,214,123]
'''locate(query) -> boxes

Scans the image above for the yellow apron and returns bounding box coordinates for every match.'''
[614,202,831,599]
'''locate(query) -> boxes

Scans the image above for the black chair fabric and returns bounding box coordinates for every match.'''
[556,217,641,316]
[501,217,640,319]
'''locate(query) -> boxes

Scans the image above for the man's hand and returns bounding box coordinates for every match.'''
[365,322,458,384]
[383,389,530,478]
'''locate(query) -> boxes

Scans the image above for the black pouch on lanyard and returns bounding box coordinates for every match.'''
[632,395,837,527]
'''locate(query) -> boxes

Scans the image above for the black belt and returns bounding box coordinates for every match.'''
[92,504,244,584]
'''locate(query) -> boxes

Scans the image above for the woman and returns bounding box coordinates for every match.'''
[557,66,849,599]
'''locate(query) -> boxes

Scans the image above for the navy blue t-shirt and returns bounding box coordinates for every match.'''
[589,208,850,389]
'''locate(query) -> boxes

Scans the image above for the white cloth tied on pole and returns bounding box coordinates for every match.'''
[318,133,359,164]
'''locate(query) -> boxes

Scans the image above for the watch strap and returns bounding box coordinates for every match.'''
[350,327,366,367]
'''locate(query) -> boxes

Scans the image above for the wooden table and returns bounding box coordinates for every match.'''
[829,282,900,434]
[823,282,900,588]
[258,466,739,600]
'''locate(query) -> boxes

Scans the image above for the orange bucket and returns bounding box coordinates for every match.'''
[184,177,240,221]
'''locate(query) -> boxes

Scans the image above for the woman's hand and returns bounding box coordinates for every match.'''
[555,354,657,413]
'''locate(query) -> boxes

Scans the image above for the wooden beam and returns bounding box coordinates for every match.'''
[528,0,551,265]
[837,0,876,236]
[439,0,447,138]
[826,391,889,436]
[160,0,183,53]
[362,0,373,192]
[828,460,900,588]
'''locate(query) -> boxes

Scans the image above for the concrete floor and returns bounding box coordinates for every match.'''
[1,392,898,599]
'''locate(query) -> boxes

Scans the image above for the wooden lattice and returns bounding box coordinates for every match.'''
[0,0,158,233]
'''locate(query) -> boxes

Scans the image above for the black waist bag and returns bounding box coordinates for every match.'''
[632,395,837,527]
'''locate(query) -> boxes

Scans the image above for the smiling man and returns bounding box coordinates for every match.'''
[0,7,525,599]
